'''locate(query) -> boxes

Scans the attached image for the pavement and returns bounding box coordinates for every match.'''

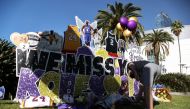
[170,92,190,96]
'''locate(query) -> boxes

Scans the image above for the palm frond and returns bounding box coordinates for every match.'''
[143,29,174,64]
[107,4,116,15]
[95,2,142,43]
[171,20,184,36]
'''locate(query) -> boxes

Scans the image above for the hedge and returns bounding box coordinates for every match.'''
[155,73,190,92]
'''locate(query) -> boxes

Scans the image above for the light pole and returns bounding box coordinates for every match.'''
[180,64,186,73]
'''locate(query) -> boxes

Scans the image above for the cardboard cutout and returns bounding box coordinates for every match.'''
[75,16,97,46]
[59,74,75,102]
[105,32,118,57]
[62,25,81,53]
[114,58,120,75]
[89,75,105,96]
[16,68,43,99]
[74,75,90,96]
[128,76,135,97]
[75,16,97,36]
[93,28,102,50]
[26,32,41,50]
[10,32,28,47]
[16,49,27,76]
[38,30,63,52]
[38,71,61,103]
[118,39,126,57]
[95,48,109,59]
[19,96,53,108]
[76,46,95,57]
[127,42,144,62]
[103,75,121,94]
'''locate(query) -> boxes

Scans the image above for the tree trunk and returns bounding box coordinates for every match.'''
[177,36,182,73]
[153,43,160,65]
[154,54,159,65]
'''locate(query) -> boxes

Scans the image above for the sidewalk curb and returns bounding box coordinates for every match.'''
[170,92,190,96]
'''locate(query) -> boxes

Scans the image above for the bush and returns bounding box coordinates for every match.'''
[0,39,18,99]
[155,73,190,92]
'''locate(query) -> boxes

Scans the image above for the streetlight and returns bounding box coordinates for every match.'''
[179,64,186,73]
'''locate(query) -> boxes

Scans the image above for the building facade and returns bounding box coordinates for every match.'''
[143,25,190,74]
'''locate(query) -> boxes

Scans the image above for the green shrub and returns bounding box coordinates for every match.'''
[155,73,190,92]
[0,39,18,99]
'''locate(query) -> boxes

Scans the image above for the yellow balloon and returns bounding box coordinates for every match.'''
[128,17,138,22]
[116,23,123,31]
[123,29,132,37]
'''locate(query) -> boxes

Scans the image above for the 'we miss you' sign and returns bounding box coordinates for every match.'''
[11,29,141,103]
[16,48,128,102]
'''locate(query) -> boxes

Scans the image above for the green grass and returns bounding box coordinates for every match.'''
[154,95,190,109]
[0,100,50,109]
[0,100,19,109]
[0,95,190,109]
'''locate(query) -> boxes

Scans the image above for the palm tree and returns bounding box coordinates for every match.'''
[171,20,184,73]
[95,2,142,43]
[143,29,174,65]
[0,38,18,99]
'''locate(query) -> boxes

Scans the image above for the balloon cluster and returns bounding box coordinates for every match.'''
[116,16,138,37]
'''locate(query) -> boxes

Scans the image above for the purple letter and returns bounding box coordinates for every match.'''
[59,74,76,99]
[16,68,44,99]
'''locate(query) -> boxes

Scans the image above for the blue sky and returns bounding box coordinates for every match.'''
[1,0,190,41]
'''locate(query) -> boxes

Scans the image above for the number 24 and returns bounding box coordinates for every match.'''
[32,96,45,102]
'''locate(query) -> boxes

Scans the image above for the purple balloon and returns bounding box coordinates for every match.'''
[127,20,137,31]
[119,17,128,27]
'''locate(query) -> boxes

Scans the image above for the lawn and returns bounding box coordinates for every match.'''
[0,95,190,109]
[154,95,190,109]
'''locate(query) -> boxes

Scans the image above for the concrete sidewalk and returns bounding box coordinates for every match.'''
[170,92,190,96]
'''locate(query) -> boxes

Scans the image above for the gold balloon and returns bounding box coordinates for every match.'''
[116,23,123,31]
[128,17,138,22]
[123,29,132,37]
